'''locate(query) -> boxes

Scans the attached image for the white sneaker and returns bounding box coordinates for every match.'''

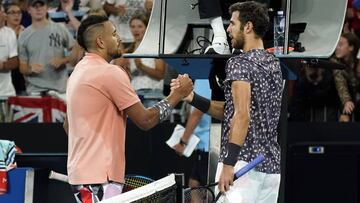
[204,37,231,55]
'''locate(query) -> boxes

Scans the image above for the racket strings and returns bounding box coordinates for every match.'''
[123,175,154,192]
[184,187,215,203]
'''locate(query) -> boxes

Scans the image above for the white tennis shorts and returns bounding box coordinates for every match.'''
[214,161,281,203]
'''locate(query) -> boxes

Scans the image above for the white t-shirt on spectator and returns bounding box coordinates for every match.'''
[0,26,17,97]
[106,0,146,43]
[130,58,163,91]
[80,0,105,10]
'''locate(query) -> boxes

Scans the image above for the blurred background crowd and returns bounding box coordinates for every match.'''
[0,0,360,123]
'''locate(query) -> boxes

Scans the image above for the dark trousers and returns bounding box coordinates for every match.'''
[190,150,209,185]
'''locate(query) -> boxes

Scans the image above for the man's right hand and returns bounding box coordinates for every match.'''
[171,74,193,99]
[183,91,194,103]
[343,101,355,115]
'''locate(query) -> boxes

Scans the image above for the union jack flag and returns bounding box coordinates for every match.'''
[8,96,66,123]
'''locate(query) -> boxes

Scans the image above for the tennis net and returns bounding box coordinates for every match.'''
[100,174,179,203]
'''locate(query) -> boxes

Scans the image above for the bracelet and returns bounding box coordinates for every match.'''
[153,99,173,122]
[223,143,242,166]
[189,92,210,113]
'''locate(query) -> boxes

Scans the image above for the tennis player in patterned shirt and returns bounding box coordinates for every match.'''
[172,1,283,202]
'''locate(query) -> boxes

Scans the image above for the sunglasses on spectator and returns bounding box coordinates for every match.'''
[7,11,22,15]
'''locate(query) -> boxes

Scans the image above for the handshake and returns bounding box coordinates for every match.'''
[169,74,195,102]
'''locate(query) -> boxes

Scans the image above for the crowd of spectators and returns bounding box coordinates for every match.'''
[288,0,360,122]
[0,0,168,122]
[1,0,360,122]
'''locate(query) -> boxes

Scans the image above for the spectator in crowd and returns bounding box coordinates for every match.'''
[79,0,104,10]
[344,1,353,34]
[332,32,360,121]
[289,63,340,122]
[4,2,24,37]
[0,3,19,98]
[56,0,81,31]
[4,2,26,95]
[348,0,360,37]
[117,13,166,107]
[17,0,32,27]
[18,0,76,95]
[0,3,19,122]
[48,0,84,76]
[172,79,211,201]
[103,0,152,46]
[84,7,107,19]
[144,0,152,17]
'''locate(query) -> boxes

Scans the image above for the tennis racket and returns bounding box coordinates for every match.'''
[122,174,155,192]
[183,154,265,203]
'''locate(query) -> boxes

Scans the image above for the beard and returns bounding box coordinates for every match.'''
[231,25,245,50]
[232,31,245,50]
[109,48,122,59]
[111,52,122,59]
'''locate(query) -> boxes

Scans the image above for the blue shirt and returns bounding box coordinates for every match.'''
[193,79,211,152]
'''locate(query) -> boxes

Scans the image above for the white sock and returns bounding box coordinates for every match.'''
[210,16,227,38]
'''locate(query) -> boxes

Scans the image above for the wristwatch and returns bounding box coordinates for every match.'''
[179,139,188,147]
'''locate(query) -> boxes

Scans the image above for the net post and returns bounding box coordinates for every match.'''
[174,173,184,203]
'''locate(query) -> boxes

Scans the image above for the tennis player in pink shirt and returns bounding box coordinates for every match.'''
[64,15,193,203]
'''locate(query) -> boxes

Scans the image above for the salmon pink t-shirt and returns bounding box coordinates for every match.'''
[66,53,140,185]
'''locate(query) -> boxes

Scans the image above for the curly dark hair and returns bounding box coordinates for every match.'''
[229,1,269,38]
[77,15,108,51]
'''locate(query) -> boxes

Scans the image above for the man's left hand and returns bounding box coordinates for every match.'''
[49,57,64,69]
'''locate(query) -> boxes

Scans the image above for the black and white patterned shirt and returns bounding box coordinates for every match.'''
[219,49,283,174]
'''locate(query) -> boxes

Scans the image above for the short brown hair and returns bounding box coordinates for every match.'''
[129,12,149,27]
[229,1,269,38]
